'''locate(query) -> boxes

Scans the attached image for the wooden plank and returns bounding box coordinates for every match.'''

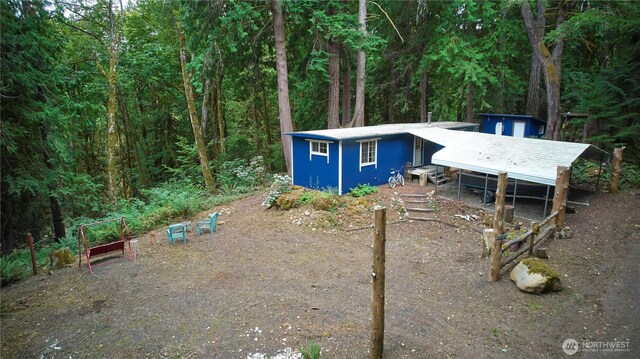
[89,240,125,257]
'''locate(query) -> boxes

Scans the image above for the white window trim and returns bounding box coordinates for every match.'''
[338,140,343,195]
[357,138,380,172]
[306,139,332,164]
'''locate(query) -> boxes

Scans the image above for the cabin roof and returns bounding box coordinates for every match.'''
[407,127,607,186]
[286,122,477,141]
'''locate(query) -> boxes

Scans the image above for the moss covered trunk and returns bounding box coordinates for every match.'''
[177,20,215,193]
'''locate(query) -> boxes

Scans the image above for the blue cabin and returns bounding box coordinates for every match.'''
[478,113,546,138]
[286,122,477,195]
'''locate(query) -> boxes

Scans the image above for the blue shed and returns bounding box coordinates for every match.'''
[478,113,546,138]
[286,122,478,195]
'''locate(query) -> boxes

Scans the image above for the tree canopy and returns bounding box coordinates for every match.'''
[1,0,639,254]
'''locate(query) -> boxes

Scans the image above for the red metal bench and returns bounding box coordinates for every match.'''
[78,217,134,274]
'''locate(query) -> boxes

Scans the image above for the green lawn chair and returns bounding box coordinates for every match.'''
[167,223,188,245]
[196,212,219,238]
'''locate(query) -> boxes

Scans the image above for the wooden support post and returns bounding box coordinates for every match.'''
[551,166,570,230]
[610,147,624,194]
[370,207,386,359]
[528,221,539,256]
[490,172,507,282]
[26,233,38,275]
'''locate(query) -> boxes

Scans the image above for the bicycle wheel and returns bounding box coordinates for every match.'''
[399,174,405,186]
[388,176,396,189]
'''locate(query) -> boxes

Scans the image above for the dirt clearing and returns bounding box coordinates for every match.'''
[1,184,639,358]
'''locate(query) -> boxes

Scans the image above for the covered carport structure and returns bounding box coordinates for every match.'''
[407,127,608,218]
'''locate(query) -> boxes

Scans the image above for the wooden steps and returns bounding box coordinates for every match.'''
[406,216,438,222]
[405,207,434,213]
[400,193,436,221]
[427,171,450,186]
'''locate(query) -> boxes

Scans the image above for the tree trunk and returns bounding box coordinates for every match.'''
[341,54,351,127]
[521,0,569,141]
[272,0,294,175]
[525,55,543,118]
[388,60,397,124]
[201,77,212,144]
[420,72,428,122]
[106,44,120,202]
[216,74,225,155]
[465,83,475,123]
[261,86,273,169]
[177,19,216,193]
[327,29,340,129]
[350,0,367,128]
[525,1,545,118]
[105,0,123,203]
[49,196,66,240]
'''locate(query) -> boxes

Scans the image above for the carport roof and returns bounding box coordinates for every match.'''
[407,127,607,186]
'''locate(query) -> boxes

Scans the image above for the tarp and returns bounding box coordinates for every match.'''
[407,127,607,186]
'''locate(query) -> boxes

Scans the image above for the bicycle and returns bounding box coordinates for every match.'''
[388,166,405,188]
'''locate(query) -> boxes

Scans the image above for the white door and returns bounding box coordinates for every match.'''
[513,121,526,137]
[495,122,503,136]
[413,137,423,166]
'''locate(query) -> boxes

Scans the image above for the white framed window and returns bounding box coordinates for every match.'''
[539,125,545,135]
[358,138,379,171]
[307,140,331,163]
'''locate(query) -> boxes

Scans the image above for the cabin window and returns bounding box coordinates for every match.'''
[307,140,330,163]
[538,125,545,135]
[359,139,378,170]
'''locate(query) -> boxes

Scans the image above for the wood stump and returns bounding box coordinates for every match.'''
[504,205,515,222]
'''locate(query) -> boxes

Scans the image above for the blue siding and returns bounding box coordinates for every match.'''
[479,114,545,138]
[424,141,444,164]
[291,137,339,190]
[341,134,413,194]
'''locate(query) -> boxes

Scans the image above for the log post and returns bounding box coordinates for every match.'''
[490,172,507,281]
[26,233,38,275]
[610,147,624,194]
[528,221,539,256]
[370,207,386,359]
[551,166,570,230]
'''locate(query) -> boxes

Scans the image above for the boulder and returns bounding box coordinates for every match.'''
[510,257,562,293]
[555,226,573,239]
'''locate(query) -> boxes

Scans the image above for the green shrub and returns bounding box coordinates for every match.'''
[297,191,315,205]
[300,342,321,359]
[349,183,378,197]
[0,250,31,286]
